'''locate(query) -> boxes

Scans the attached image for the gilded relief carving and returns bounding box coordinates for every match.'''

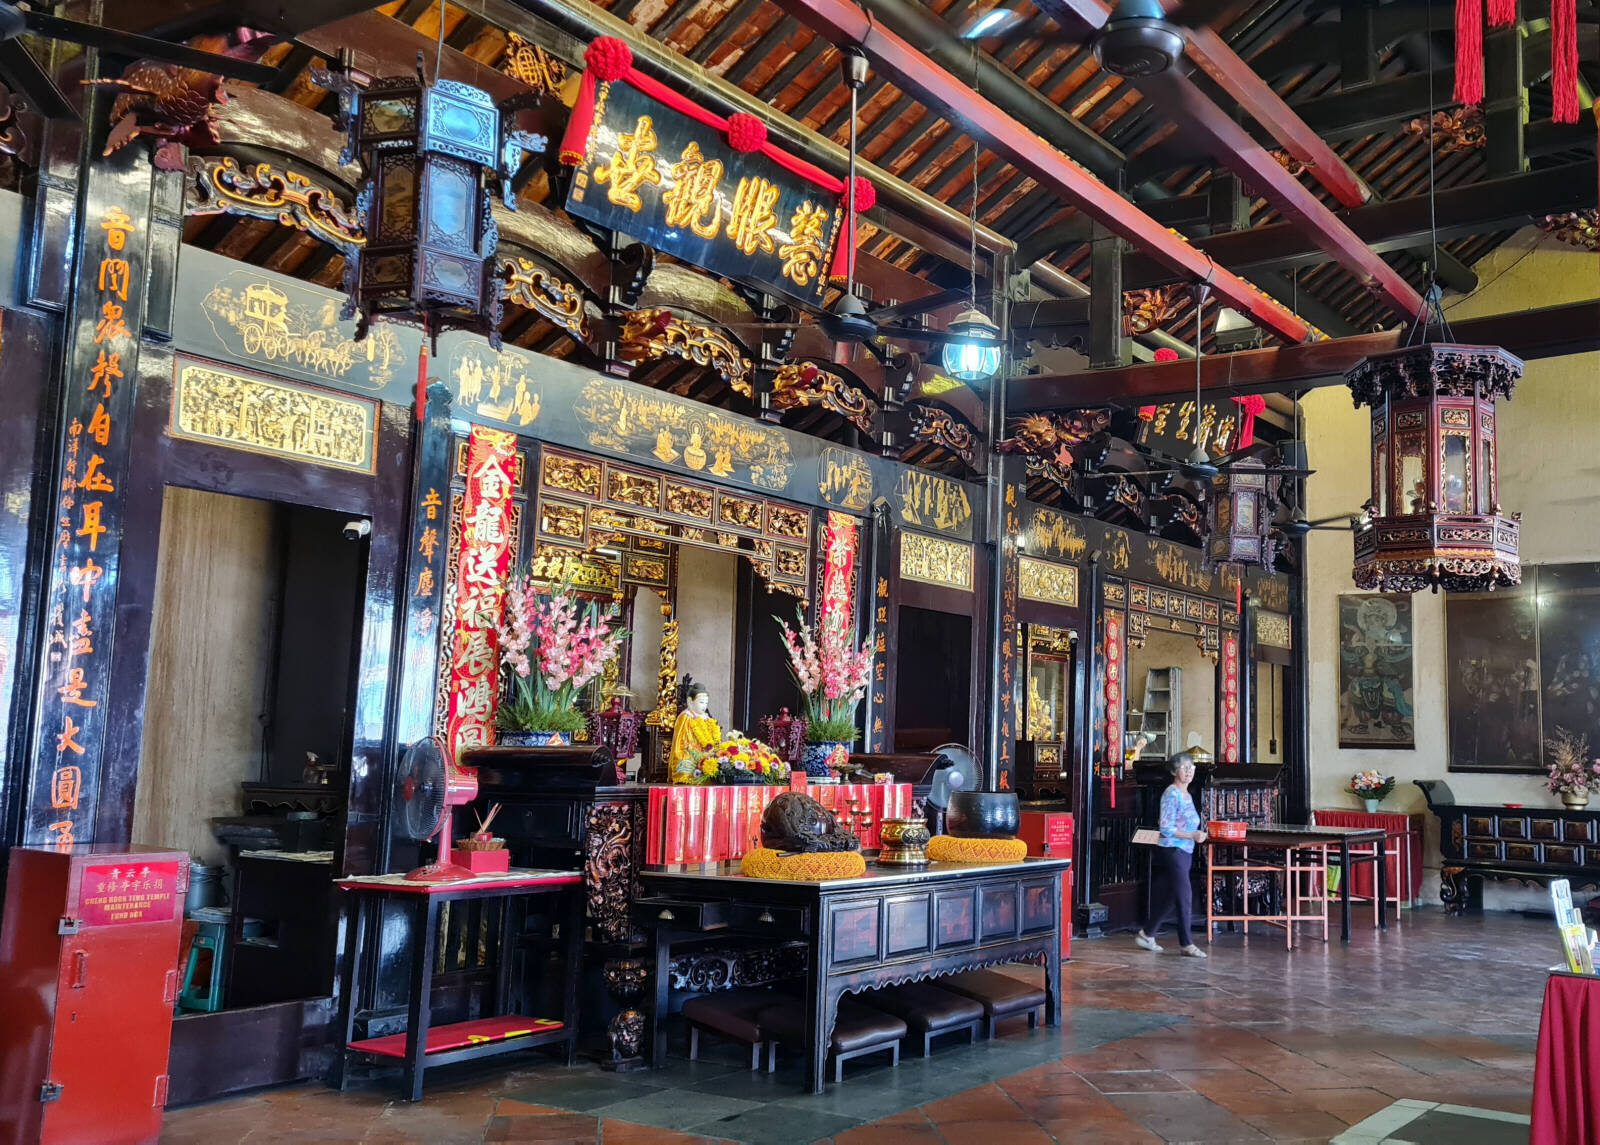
[769,362,877,434]
[1255,611,1291,648]
[717,497,762,531]
[819,448,872,510]
[172,362,376,473]
[500,33,568,95]
[1151,539,1213,592]
[448,343,543,426]
[664,482,713,519]
[1027,508,1087,562]
[500,257,588,341]
[1018,557,1078,607]
[189,156,363,254]
[542,453,602,498]
[900,533,974,591]
[908,404,977,469]
[625,556,669,585]
[1106,530,1132,572]
[575,377,793,490]
[767,505,809,539]
[539,501,585,540]
[894,470,973,536]
[530,544,619,592]
[608,470,661,510]
[775,547,806,579]
[618,308,752,396]
[201,273,403,387]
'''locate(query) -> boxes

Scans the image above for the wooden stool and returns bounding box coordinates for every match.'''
[938,969,1047,1039]
[681,987,781,1071]
[757,998,907,1082]
[857,981,984,1055]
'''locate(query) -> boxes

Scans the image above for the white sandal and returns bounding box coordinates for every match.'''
[1134,931,1164,953]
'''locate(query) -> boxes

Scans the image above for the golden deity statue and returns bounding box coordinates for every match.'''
[653,426,678,463]
[684,426,707,470]
[669,680,722,776]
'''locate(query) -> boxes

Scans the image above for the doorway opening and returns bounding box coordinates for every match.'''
[134,485,367,1017]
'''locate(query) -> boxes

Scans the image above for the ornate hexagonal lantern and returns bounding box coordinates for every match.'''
[316,53,545,347]
[1344,342,1523,592]
[1208,456,1278,569]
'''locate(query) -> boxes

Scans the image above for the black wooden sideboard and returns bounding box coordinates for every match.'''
[1416,779,1600,913]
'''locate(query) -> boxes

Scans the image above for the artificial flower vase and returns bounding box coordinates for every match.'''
[497,729,571,747]
[802,741,850,779]
[1363,798,1381,813]
[1565,789,1591,808]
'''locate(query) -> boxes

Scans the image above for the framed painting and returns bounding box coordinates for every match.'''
[1337,594,1415,749]
[1445,585,1541,773]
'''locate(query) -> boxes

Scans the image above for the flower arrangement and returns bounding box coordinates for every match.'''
[495,571,627,734]
[675,735,790,785]
[1544,727,1599,797]
[774,605,873,744]
[1346,770,1396,801]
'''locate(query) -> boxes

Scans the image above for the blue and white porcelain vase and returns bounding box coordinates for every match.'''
[497,729,572,747]
[801,740,849,779]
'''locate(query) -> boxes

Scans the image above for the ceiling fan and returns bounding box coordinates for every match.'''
[958,0,1238,69]
[0,2,281,123]
[1094,282,1313,486]
[1269,394,1360,536]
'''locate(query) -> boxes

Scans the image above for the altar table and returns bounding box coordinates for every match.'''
[635,857,1068,1094]
[1312,809,1424,907]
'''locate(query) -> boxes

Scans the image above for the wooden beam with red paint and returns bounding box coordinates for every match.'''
[770,0,1315,345]
[1008,300,1600,410]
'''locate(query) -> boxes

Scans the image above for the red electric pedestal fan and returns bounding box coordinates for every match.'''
[396,735,479,882]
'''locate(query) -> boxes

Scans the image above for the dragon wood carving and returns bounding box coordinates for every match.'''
[907,403,978,469]
[619,308,752,397]
[769,362,878,434]
[1122,287,1184,335]
[87,53,253,171]
[998,410,1112,465]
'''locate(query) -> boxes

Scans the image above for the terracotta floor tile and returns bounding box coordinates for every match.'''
[485,1112,600,1143]
[918,1083,1027,1123]
[1035,1115,1163,1144]
[501,1100,571,1116]
[1079,1070,1189,1095]
[932,1119,1055,1145]
[995,1071,1098,1100]
[831,1125,943,1145]
[1296,1086,1394,1125]
[1242,1108,1356,1140]
[1106,1092,1272,1142]
[599,1119,719,1145]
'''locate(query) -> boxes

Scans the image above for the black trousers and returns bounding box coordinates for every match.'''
[1143,845,1194,947]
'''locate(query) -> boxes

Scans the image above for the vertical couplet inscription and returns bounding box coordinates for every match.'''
[444,426,518,756]
[25,195,149,848]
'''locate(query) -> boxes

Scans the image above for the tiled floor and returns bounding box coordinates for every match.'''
[162,909,1546,1143]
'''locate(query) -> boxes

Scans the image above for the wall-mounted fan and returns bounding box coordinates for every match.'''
[0,3,280,123]
[395,735,480,883]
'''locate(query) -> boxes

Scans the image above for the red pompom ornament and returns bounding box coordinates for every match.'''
[726,113,767,153]
[584,36,633,82]
[1153,347,1180,362]
[846,176,876,212]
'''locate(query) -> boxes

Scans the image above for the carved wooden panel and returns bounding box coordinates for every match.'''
[979,885,1018,941]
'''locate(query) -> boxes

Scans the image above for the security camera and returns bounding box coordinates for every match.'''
[342,519,371,541]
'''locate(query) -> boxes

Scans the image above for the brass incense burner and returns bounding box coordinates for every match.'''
[877,817,931,866]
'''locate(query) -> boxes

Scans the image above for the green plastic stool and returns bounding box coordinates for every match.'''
[178,909,262,1013]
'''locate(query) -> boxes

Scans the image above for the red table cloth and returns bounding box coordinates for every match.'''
[1534,972,1600,1145]
[1313,810,1424,901]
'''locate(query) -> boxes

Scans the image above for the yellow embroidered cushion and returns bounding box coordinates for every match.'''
[739,848,867,880]
[927,835,1029,863]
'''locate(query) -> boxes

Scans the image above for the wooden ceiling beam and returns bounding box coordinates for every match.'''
[1117,161,1598,286]
[1009,300,1600,410]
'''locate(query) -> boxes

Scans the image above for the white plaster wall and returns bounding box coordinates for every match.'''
[1303,229,1600,909]
[674,546,739,732]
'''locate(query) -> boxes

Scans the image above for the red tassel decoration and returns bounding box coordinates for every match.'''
[1232,394,1267,449]
[415,342,428,424]
[1454,0,1484,106]
[1552,0,1580,124]
[1486,0,1515,25]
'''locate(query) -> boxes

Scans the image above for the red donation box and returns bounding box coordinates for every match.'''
[1018,811,1073,959]
[0,846,188,1145]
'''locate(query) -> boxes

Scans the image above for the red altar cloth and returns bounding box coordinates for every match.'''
[1313,809,1424,902]
[646,783,913,865]
[1533,972,1600,1145]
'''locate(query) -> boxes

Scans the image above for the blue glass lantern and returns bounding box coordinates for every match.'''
[941,307,1004,382]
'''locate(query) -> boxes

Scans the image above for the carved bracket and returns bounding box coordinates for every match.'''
[769,362,878,434]
[1122,286,1183,336]
[619,308,752,397]
[1539,209,1599,252]
[906,401,979,470]
[189,155,364,253]
[501,256,589,341]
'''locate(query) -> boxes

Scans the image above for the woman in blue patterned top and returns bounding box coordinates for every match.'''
[1136,751,1209,958]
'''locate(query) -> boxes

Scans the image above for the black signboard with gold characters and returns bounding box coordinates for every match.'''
[566,79,843,307]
